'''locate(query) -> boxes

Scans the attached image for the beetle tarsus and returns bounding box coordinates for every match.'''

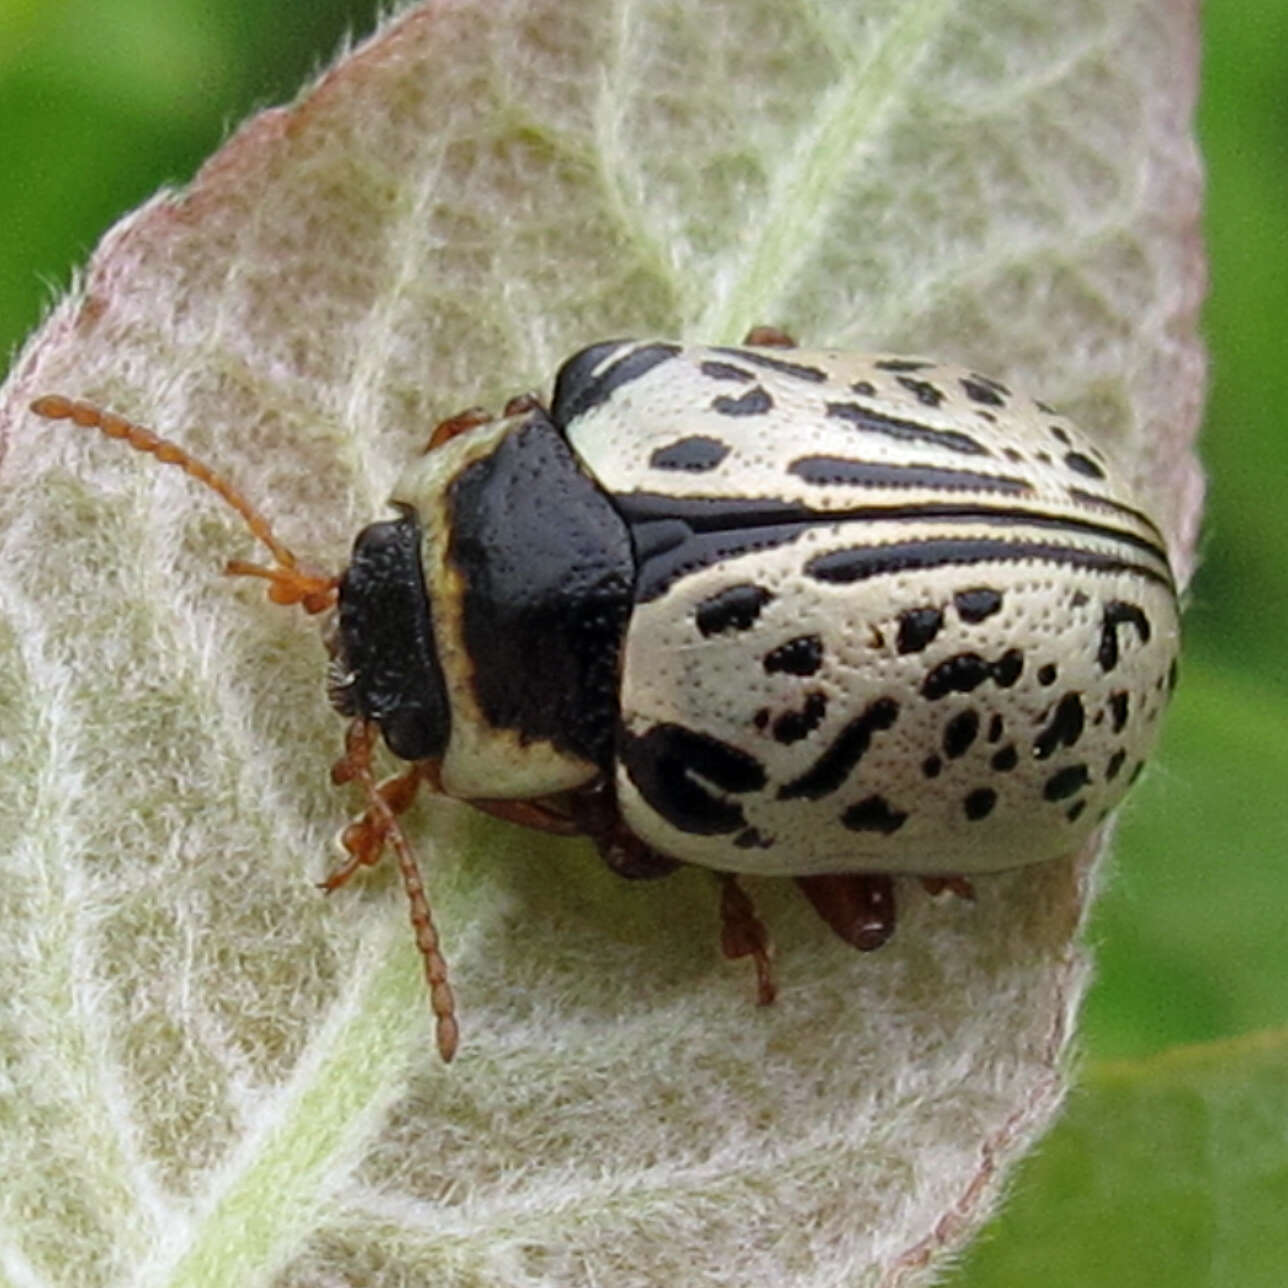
[719,874,777,1005]
[920,875,976,902]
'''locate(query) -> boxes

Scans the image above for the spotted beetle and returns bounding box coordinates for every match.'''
[31,326,1180,1060]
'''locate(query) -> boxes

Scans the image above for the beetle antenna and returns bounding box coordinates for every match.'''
[332,719,458,1061]
[30,395,337,614]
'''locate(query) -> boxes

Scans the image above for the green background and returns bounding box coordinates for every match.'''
[2,2,1284,1282]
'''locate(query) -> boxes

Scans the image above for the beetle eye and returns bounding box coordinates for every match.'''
[335,509,450,760]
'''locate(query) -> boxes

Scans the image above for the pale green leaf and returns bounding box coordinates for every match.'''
[0,2,1203,1284]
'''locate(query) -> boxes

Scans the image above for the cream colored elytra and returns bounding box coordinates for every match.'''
[560,342,1180,876]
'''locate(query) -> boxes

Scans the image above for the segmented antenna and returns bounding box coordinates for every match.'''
[30,395,338,614]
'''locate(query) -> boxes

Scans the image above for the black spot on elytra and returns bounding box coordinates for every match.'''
[1168,658,1180,692]
[991,744,1018,772]
[763,634,824,676]
[778,697,899,801]
[897,376,945,407]
[734,826,774,849]
[964,787,997,820]
[695,584,773,637]
[1109,691,1130,733]
[619,723,767,835]
[922,649,1023,700]
[1034,693,1085,760]
[1066,800,1087,822]
[649,435,731,472]
[954,587,1003,623]
[1035,400,1055,414]
[897,607,943,654]
[961,377,1005,407]
[772,692,828,745]
[1050,425,1071,445]
[1037,451,1053,465]
[851,380,876,396]
[1038,663,1058,686]
[1043,764,1090,801]
[1106,749,1126,780]
[713,386,773,416]
[1098,601,1151,672]
[1072,590,1089,608]
[841,795,908,834]
[699,360,754,383]
[1065,451,1106,480]
[1004,447,1024,462]
[944,709,980,758]
[1129,760,1146,784]
[987,713,1004,742]
[922,755,943,778]
[753,708,769,730]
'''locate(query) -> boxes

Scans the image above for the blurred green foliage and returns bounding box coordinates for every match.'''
[2,1,1284,1281]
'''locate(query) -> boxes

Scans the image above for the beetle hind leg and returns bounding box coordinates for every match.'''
[795,873,897,952]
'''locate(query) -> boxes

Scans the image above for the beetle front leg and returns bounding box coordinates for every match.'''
[718,874,777,1005]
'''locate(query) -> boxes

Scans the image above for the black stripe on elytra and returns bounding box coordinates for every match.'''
[778,697,899,801]
[806,537,1173,591]
[875,358,933,372]
[699,360,754,383]
[649,435,731,472]
[787,456,1031,495]
[711,347,828,382]
[612,493,1175,602]
[826,400,989,456]
[713,386,773,416]
[619,722,767,836]
[1068,488,1171,548]
[551,341,682,426]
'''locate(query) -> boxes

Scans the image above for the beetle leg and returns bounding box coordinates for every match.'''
[795,873,896,952]
[718,875,777,1005]
[462,797,584,837]
[325,720,458,1062]
[741,325,798,348]
[920,875,977,901]
[564,779,682,880]
[424,405,493,452]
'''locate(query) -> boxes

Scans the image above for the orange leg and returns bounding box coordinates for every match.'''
[424,406,492,452]
[719,875,777,1005]
[921,875,976,901]
[741,325,798,348]
[327,720,458,1062]
[795,873,896,952]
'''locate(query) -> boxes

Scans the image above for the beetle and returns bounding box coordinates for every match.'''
[30,326,1180,1060]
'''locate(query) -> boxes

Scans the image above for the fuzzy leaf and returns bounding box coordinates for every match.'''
[0,2,1203,1284]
